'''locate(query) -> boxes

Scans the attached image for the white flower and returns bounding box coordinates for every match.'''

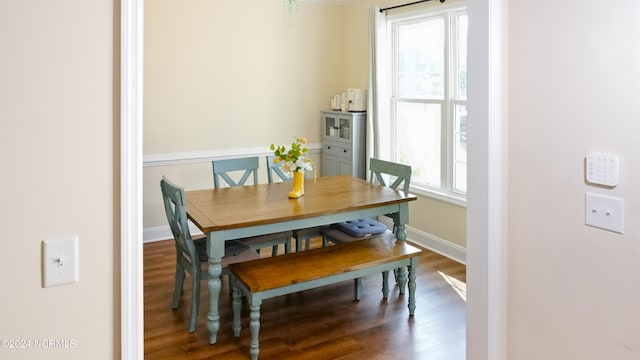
[297,158,313,172]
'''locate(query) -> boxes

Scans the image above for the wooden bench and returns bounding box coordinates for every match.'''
[228,235,422,360]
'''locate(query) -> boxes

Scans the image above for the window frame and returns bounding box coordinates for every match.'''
[386,5,468,207]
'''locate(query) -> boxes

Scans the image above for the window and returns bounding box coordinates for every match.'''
[387,6,468,205]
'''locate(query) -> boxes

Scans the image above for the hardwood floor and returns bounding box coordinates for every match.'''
[144,238,466,360]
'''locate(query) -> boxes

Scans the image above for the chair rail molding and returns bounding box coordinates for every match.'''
[144,143,322,167]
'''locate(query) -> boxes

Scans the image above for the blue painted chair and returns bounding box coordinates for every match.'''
[212,157,292,256]
[322,158,412,245]
[266,155,323,251]
[160,176,259,333]
[265,155,290,184]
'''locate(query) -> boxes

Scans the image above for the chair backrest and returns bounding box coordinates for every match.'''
[266,155,291,183]
[212,156,260,188]
[160,176,201,269]
[369,158,412,194]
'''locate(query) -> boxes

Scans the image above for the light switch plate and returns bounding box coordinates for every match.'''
[42,236,79,288]
[585,192,624,234]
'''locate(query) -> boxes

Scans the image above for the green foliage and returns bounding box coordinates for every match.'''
[270,137,313,173]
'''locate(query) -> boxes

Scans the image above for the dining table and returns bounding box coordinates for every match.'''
[185,175,418,344]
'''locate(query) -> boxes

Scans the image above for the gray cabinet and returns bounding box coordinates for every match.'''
[321,111,366,179]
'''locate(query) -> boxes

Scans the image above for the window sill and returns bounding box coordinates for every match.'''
[410,186,467,208]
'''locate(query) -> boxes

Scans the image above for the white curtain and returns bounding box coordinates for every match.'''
[366,6,391,175]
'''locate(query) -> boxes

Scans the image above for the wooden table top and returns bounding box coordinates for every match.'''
[185,175,417,232]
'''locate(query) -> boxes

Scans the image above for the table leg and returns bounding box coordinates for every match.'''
[206,233,224,344]
[394,204,410,292]
[395,223,407,242]
[394,202,410,242]
[207,259,222,344]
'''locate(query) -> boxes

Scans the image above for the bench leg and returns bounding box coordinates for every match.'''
[397,265,408,295]
[382,270,390,298]
[249,303,261,360]
[353,278,362,301]
[231,276,242,337]
[408,262,417,316]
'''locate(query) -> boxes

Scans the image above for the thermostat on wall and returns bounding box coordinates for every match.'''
[586,152,619,187]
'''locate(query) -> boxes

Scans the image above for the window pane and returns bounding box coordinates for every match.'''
[454,104,467,193]
[395,102,441,187]
[397,18,445,99]
[389,7,468,201]
[455,161,467,193]
[456,14,468,100]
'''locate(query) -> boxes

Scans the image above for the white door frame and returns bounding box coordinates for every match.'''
[118,0,507,359]
[120,0,144,358]
[466,1,507,359]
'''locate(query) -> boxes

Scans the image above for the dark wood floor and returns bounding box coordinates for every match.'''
[144,238,466,360]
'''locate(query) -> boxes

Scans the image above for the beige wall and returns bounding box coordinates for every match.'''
[144,0,468,250]
[0,1,116,359]
[507,0,640,358]
[144,0,343,153]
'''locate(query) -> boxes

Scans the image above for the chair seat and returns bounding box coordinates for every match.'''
[236,231,292,250]
[292,226,326,251]
[333,218,388,237]
[194,238,260,268]
[322,227,395,244]
[293,227,324,238]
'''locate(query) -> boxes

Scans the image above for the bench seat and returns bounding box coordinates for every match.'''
[228,236,422,360]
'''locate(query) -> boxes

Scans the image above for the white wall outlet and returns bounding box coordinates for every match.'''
[42,236,79,288]
[584,192,624,234]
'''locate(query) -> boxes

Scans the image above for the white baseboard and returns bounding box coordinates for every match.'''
[144,223,203,243]
[144,222,466,265]
[405,225,466,265]
[376,217,466,265]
